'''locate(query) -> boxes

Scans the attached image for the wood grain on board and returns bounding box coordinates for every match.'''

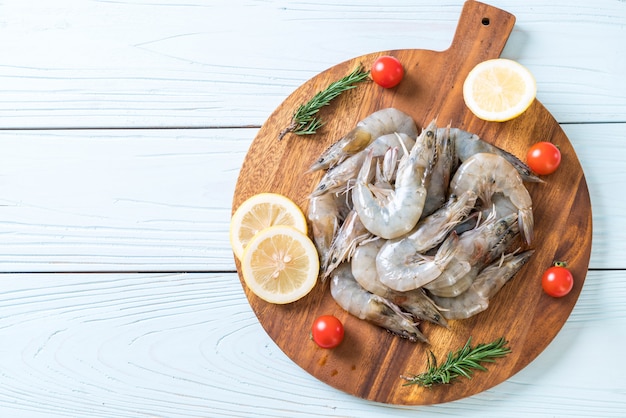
[232,0,592,405]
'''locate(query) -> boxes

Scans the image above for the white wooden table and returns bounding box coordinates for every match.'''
[1,1,625,416]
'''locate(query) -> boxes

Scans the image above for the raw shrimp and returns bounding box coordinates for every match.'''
[450,128,542,183]
[309,108,418,172]
[450,152,534,245]
[310,133,414,197]
[322,209,373,279]
[377,231,459,292]
[351,240,448,328]
[329,263,429,343]
[374,191,477,292]
[424,212,519,297]
[426,222,521,298]
[352,120,438,240]
[394,190,477,254]
[422,125,456,217]
[307,191,350,269]
[429,250,535,320]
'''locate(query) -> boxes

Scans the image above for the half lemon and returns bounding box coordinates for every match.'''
[241,225,319,304]
[463,58,536,122]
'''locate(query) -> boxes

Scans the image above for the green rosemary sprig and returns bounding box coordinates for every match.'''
[278,65,370,140]
[401,337,511,388]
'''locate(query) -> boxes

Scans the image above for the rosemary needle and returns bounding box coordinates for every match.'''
[278,65,370,140]
[401,337,511,388]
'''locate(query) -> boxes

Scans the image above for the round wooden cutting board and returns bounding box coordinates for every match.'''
[232,0,592,405]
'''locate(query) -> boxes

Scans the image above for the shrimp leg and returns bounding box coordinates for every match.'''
[322,209,373,279]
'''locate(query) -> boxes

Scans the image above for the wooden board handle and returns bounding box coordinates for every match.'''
[446,0,516,65]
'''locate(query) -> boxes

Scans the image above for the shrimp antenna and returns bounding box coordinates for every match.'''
[394,132,410,157]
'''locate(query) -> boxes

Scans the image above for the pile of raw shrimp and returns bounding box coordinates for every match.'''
[307,108,537,343]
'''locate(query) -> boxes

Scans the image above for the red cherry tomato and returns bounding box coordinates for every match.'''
[526,142,561,175]
[371,56,404,88]
[542,262,574,297]
[311,315,344,348]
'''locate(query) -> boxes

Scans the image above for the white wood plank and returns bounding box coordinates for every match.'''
[0,270,623,417]
[0,0,624,129]
[0,128,250,272]
[0,123,623,272]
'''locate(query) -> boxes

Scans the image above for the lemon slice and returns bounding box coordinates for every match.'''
[241,225,319,304]
[463,58,537,122]
[230,193,307,261]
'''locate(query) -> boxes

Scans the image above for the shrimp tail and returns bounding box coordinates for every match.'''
[519,208,534,245]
